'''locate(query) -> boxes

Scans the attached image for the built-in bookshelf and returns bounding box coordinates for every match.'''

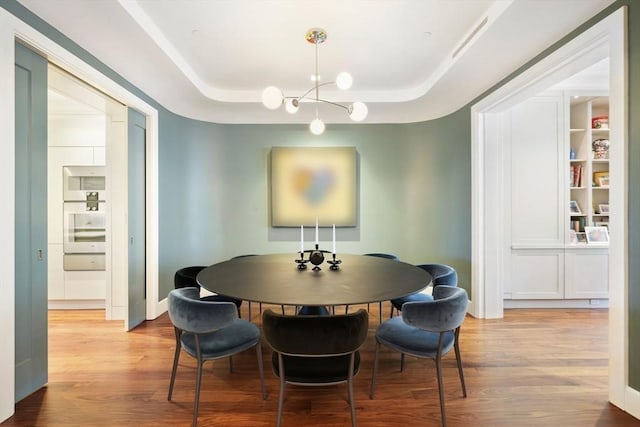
[568,95,609,245]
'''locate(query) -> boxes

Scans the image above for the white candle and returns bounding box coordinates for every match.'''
[315,217,319,245]
[300,225,304,253]
[332,224,336,254]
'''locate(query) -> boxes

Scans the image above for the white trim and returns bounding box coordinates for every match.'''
[0,7,162,421]
[472,6,633,417]
[0,10,17,422]
[628,386,640,420]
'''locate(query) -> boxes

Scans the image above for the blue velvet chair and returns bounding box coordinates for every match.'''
[262,308,369,427]
[389,263,458,317]
[370,286,468,427]
[167,287,266,427]
[345,253,399,322]
[174,266,243,317]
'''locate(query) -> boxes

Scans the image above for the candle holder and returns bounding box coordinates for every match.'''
[295,251,309,270]
[327,253,342,270]
[309,244,325,271]
[295,245,338,271]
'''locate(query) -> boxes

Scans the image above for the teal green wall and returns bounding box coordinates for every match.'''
[2,0,638,392]
[623,0,640,390]
[158,111,471,299]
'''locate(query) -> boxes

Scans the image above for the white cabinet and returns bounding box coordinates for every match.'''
[505,93,609,304]
[565,248,608,299]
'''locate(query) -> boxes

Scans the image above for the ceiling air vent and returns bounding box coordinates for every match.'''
[452,16,489,59]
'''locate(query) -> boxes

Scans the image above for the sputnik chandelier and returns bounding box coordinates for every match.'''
[261,28,368,135]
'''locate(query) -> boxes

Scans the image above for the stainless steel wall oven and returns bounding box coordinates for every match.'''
[62,166,106,271]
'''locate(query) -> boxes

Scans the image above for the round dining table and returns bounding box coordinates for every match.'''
[197,253,431,309]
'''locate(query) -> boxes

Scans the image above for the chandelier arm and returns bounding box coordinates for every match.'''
[295,81,339,102]
[315,98,349,111]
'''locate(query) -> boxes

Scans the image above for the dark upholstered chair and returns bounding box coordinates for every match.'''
[262,309,369,427]
[345,253,399,322]
[370,286,468,427]
[167,287,266,427]
[389,263,458,317]
[174,266,243,317]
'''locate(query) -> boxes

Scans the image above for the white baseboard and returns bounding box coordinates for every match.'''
[626,385,640,420]
[504,299,609,309]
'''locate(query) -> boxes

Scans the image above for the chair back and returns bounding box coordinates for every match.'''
[174,266,206,289]
[167,287,238,334]
[401,286,467,333]
[417,263,458,286]
[262,309,369,357]
[364,253,399,261]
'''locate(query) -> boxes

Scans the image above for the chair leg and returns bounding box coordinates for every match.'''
[229,355,233,372]
[168,328,182,400]
[193,357,204,427]
[378,301,383,324]
[454,329,467,397]
[276,355,286,427]
[348,354,357,427]
[256,342,266,400]
[400,353,406,372]
[369,341,381,399]
[248,302,252,321]
[435,334,447,427]
[435,356,447,427]
[390,305,395,318]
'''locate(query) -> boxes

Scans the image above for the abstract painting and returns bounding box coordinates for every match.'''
[271,146,357,227]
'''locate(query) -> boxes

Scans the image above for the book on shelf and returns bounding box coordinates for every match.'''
[570,164,583,187]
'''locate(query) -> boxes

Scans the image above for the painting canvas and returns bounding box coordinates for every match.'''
[271,146,357,227]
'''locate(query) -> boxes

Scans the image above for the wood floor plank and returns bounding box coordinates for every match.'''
[3,304,639,426]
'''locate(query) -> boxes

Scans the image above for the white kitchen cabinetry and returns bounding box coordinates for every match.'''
[505,93,609,305]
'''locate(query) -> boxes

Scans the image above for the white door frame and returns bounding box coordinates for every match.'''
[0,7,162,422]
[471,7,639,417]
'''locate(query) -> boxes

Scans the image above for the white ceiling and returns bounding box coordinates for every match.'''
[18,0,614,124]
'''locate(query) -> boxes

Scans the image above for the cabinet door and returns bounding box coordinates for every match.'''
[565,249,608,299]
[509,96,565,247]
[510,250,564,299]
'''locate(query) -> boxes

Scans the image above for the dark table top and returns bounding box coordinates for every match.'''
[197,253,431,307]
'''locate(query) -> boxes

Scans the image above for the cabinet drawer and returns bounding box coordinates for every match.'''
[63,254,105,271]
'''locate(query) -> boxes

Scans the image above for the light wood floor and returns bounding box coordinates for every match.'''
[3,303,639,427]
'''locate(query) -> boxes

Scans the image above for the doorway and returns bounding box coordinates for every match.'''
[471,7,628,412]
[47,66,120,317]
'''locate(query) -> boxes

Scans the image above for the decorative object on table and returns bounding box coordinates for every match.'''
[262,308,369,427]
[167,288,266,427]
[261,28,367,136]
[370,286,468,427]
[309,244,325,271]
[271,146,357,227]
[591,115,609,129]
[592,138,610,159]
[585,226,609,244]
[296,220,341,271]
